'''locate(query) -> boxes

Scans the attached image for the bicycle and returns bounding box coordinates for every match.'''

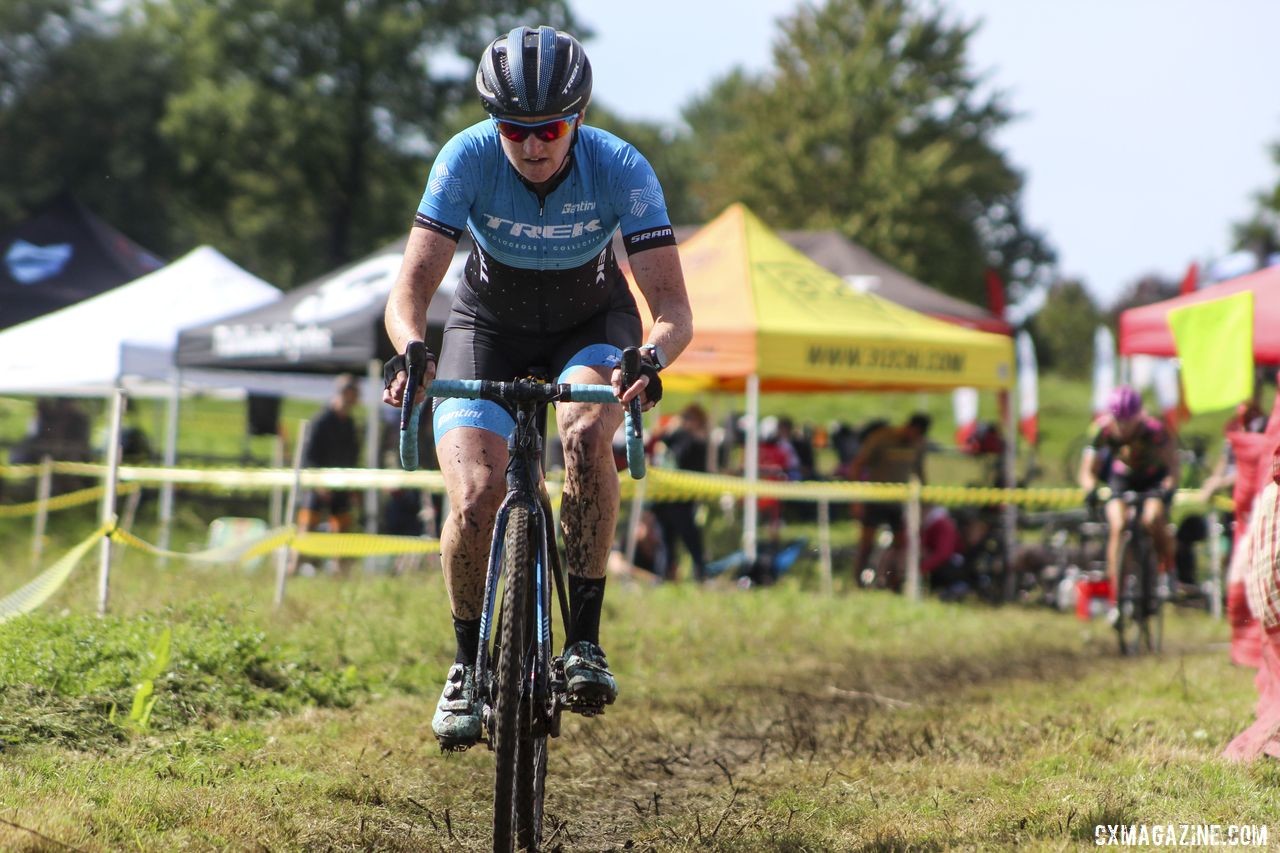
[398,341,646,852]
[1106,489,1169,656]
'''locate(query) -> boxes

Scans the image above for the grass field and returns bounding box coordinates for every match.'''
[0,506,1273,851]
[0,375,1276,850]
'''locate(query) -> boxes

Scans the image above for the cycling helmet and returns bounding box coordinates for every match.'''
[1107,384,1142,420]
[476,26,592,118]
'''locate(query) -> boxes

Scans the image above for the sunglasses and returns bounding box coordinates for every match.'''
[493,114,578,143]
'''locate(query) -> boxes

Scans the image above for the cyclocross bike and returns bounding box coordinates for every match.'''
[398,341,646,852]
[1110,489,1169,656]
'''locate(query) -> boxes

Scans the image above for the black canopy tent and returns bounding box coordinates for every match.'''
[1,194,164,330]
[174,234,467,543]
[176,235,464,375]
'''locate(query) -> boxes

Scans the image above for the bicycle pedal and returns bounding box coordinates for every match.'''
[437,739,477,754]
[563,695,609,717]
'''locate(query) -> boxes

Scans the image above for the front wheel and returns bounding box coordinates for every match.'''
[1115,535,1148,656]
[491,505,548,852]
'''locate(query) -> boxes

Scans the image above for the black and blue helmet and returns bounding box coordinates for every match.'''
[476,26,592,118]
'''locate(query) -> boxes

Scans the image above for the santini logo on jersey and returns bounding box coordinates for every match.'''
[481,214,602,239]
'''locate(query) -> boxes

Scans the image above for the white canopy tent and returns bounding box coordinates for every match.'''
[0,245,334,399]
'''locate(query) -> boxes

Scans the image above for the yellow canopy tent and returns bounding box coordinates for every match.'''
[626,203,1017,585]
[630,203,1014,393]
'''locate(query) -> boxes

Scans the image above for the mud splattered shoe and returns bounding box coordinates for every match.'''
[562,641,618,713]
[432,663,480,750]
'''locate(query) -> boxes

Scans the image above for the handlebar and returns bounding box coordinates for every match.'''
[398,373,646,479]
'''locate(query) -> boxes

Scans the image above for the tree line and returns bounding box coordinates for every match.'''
[3,0,1276,370]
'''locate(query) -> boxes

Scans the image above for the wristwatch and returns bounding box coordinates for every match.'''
[640,343,669,372]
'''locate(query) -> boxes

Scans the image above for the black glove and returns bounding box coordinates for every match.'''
[637,360,663,404]
[383,344,436,391]
[623,346,663,404]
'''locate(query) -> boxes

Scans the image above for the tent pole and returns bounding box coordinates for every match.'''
[31,455,53,571]
[363,358,381,574]
[743,374,760,562]
[98,388,126,617]
[905,475,922,601]
[818,498,833,596]
[276,418,308,608]
[1001,386,1019,603]
[268,434,285,527]
[157,368,182,562]
[1208,508,1224,620]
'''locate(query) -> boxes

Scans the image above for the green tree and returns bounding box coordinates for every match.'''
[141,0,582,285]
[0,1,584,285]
[585,104,705,225]
[683,0,1053,305]
[0,1,179,233]
[1026,280,1103,379]
[1233,139,1280,262]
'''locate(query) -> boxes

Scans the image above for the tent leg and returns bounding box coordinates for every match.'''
[269,434,285,527]
[1209,508,1224,620]
[276,419,308,608]
[743,374,760,563]
[818,498,833,596]
[157,368,181,563]
[98,389,126,617]
[905,476,922,601]
[363,358,382,574]
[1001,389,1019,603]
[31,455,52,571]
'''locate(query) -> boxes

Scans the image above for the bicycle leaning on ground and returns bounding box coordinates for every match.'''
[398,341,647,852]
[1104,489,1169,656]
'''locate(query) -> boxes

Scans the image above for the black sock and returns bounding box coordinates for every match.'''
[568,576,606,647]
[453,616,481,665]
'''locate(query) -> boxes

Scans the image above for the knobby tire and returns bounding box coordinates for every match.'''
[492,505,546,852]
[1115,535,1146,656]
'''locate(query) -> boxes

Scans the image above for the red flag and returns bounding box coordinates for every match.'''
[1178,261,1199,296]
[985,268,1007,320]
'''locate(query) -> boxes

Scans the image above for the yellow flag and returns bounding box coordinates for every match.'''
[1168,291,1254,414]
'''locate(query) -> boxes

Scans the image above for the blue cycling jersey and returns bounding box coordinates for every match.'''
[415,120,676,270]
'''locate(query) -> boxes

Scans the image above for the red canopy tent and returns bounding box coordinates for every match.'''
[1119,264,1280,363]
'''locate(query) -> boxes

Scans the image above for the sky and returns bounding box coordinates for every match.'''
[573,0,1280,308]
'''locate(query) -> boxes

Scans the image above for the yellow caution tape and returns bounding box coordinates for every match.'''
[0,464,40,480]
[0,482,140,519]
[47,462,448,492]
[108,525,439,562]
[290,532,441,558]
[1,460,1236,512]
[0,523,110,623]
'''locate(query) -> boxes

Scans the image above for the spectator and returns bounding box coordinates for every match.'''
[920,504,967,598]
[846,412,932,582]
[756,415,801,541]
[828,420,861,478]
[290,374,362,575]
[1201,396,1268,506]
[652,403,710,581]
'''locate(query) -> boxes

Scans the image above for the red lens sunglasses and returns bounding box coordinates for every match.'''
[493,114,578,143]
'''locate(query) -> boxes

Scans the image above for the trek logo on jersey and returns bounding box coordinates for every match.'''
[480,214,603,239]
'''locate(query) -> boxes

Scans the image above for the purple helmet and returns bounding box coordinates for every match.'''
[1107,385,1142,420]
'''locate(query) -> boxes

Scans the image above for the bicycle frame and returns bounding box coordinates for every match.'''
[472,402,565,736]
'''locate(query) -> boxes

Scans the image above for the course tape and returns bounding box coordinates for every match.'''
[0,521,444,622]
[0,523,110,623]
[108,526,441,562]
[0,462,1235,512]
[0,482,140,519]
